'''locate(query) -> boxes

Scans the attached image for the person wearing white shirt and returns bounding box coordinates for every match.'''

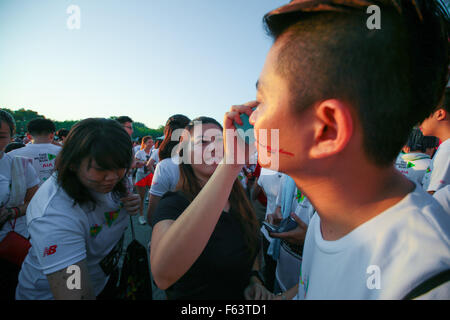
[224,0,449,300]
[15,118,141,300]
[134,136,154,225]
[0,110,39,299]
[8,118,61,186]
[146,114,190,224]
[394,128,438,187]
[421,88,450,194]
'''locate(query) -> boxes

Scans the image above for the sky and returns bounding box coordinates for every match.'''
[0,0,287,129]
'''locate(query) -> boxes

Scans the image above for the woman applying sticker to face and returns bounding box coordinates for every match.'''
[16,118,140,300]
[150,116,261,300]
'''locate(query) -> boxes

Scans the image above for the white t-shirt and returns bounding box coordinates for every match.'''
[395,152,431,187]
[0,153,40,241]
[434,185,450,214]
[16,175,129,300]
[295,184,450,300]
[257,169,284,219]
[422,139,450,192]
[8,143,61,186]
[133,145,141,155]
[135,149,152,175]
[149,156,180,197]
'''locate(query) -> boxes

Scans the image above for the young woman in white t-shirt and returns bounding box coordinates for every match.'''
[134,135,154,224]
[15,118,141,300]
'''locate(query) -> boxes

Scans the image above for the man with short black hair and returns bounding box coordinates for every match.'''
[8,118,61,185]
[236,0,449,299]
[116,116,134,137]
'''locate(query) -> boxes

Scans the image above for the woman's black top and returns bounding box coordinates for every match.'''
[151,191,259,300]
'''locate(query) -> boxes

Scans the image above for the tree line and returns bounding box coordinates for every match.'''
[1,108,164,140]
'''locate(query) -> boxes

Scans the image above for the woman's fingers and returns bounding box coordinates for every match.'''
[121,194,141,215]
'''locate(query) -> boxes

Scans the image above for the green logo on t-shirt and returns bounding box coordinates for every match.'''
[296,190,305,203]
[407,162,415,168]
[104,209,120,227]
[90,224,102,237]
[47,153,57,161]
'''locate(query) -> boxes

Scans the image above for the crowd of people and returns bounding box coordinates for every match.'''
[0,0,449,300]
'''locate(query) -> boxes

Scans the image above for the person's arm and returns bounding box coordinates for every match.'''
[273,284,299,300]
[46,259,96,300]
[0,184,39,227]
[150,163,242,290]
[146,158,156,174]
[146,193,161,223]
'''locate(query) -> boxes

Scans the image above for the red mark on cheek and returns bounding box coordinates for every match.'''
[279,149,295,157]
[259,141,295,157]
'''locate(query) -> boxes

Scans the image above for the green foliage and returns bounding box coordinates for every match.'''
[0,108,164,139]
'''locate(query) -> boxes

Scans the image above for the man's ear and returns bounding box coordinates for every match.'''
[435,108,447,121]
[309,99,354,159]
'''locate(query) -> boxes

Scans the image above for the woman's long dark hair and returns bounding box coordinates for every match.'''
[55,118,133,208]
[158,114,190,161]
[176,117,260,260]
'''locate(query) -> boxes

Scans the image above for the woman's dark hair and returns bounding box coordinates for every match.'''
[158,114,190,161]
[56,128,69,139]
[176,117,260,260]
[0,109,16,136]
[406,128,439,153]
[55,118,133,208]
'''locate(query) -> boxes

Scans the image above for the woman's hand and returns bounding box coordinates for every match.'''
[0,207,12,229]
[244,281,275,300]
[223,101,259,168]
[120,193,141,216]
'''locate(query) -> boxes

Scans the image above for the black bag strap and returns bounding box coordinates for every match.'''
[129,215,136,241]
[403,269,450,300]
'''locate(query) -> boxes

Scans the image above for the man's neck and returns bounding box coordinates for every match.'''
[436,126,450,143]
[32,138,52,144]
[291,165,415,241]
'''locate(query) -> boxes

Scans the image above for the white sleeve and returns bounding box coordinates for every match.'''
[135,150,145,161]
[25,162,40,188]
[28,205,87,275]
[149,162,172,197]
